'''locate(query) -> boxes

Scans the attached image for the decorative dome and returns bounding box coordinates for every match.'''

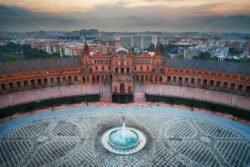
[116,47,128,53]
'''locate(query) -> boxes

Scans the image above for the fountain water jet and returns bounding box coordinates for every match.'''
[121,117,126,139]
[101,116,147,155]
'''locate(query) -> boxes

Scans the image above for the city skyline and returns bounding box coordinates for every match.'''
[0,0,250,32]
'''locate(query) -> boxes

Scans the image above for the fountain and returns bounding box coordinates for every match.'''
[101,117,146,155]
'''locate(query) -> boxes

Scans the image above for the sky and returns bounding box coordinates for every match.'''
[0,0,250,32]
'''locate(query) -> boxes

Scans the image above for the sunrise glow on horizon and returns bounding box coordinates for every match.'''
[0,0,250,32]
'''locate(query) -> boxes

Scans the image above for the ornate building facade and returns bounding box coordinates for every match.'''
[0,44,250,101]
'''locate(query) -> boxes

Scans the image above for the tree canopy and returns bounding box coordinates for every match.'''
[0,42,60,62]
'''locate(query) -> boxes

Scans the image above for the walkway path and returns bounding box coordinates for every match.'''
[0,84,250,110]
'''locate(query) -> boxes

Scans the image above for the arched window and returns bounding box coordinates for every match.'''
[149,76,153,81]
[179,77,182,84]
[136,75,139,81]
[37,79,42,85]
[238,84,243,91]
[230,83,235,90]
[155,76,158,82]
[246,85,250,92]
[159,76,162,83]
[141,76,144,82]
[209,80,214,87]
[56,77,60,83]
[16,81,21,88]
[24,80,28,86]
[114,86,117,93]
[216,81,221,88]
[128,86,132,93]
[50,78,54,83]
[167,76,171,82]
[173,76,177,82]
[1,83,6,90]
[223,82,228,89]
[203,79,207,86]
[120,83,125,93]
[197,79,201,86]
[191,78,195,84]
[9,83,14,89]
[43,78,48,84]
[31,80,35,86]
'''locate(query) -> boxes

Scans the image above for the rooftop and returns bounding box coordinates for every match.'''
[0,57,81,74]
[164,58,250,76]
[0,57,250,76]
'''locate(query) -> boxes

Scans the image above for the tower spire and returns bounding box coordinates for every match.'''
[83,43,89,55]
[155,43,161,55]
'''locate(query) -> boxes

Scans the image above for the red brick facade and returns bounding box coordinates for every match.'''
[0,45,250,96]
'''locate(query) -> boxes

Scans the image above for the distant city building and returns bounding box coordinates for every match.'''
[178,46,189,58]
[120,36,133,48]
[188,46,199,59]
[119,35,157,49]
[94,39,121,54]
[157,35,169,45]
[80,29,99,43]
[133,35,143,48]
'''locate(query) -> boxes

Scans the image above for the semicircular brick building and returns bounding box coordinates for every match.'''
[0,44,250,107]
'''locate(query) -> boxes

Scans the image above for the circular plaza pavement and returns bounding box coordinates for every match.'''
[0,105,250,167]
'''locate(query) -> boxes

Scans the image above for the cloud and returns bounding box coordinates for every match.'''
[0,5,250,33]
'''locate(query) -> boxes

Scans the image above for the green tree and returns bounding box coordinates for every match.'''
[146,43,155,52]
[130,47,135,55]
[0,42,60,62]
[199,52,210,60]
[163,50,170,58]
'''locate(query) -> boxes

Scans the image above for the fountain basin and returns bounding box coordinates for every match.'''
[108,128,139,149]
[101,127,146,155]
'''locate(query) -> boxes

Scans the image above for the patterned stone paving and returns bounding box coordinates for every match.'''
[0,111,250,167]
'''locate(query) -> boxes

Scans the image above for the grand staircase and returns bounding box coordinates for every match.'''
[134,83,145,102]
[100,83,112,102]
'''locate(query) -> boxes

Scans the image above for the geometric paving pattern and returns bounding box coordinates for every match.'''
[0,111,250,167]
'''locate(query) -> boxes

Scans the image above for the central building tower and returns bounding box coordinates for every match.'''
[112,47,134,102]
